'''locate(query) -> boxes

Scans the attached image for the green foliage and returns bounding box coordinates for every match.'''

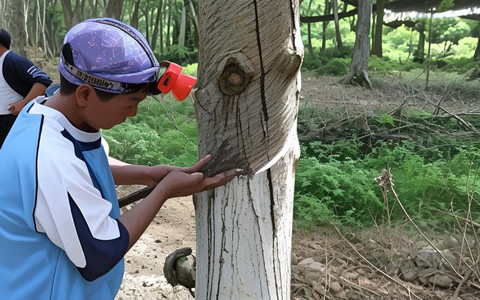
[294,100,480,229]
[376,114,395,127]
[103,97,198,167]
[320,58,350,76]
[295,148,382,227]
[436,56,477,73]
[301,57,326,72]
[160,45,198,65]
[368,55,395,73]
[295,138,480,228]
[440,21,471,45]
[437,0,455,12]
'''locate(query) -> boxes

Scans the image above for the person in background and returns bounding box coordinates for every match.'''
[0,18,234,300]
[0,28,52,148]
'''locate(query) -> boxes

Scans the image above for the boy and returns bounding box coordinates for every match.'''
[0,28,52,148]
[0,18,233,299]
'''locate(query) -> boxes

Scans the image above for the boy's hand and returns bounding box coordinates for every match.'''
[156,155,237,198]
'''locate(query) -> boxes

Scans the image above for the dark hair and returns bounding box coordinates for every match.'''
[59,74,152,101]
[0,29,11,49]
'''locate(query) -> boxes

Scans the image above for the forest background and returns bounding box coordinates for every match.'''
[2,0,480,298]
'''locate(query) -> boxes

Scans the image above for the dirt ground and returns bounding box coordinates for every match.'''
[115,185,196,300]
[115,73,480,299]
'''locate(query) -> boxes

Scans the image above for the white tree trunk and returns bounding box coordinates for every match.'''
[178,2,186,48]
[193,0,303,299]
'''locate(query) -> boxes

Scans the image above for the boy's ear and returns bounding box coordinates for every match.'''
[75,84,95,107]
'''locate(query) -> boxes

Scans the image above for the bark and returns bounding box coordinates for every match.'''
[0,1,3,27]
[414,20,426,63]
[341,0,372,88]
[151,0,163,52]
[130,0,140,29]
[333,0,344,51]
[425,9,434,90]
[106,0,123,20]
[321,0,331,54]
[140,1,150,44]
[166,0,172,51]
[178,1,187,48]
[187,0,198,33]
[306,0,314,58]
[307,22,313,57]
[193,0,303,298]
[60,0,81,30]
[3,0,28,57]
[371,0,384,57]
[474,37,480,60]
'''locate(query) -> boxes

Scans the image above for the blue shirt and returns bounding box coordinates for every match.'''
[0,98,129,299]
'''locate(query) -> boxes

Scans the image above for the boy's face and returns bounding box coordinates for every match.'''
[85,90,148,130]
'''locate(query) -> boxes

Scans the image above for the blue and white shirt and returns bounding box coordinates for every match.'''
[0,98,129,299]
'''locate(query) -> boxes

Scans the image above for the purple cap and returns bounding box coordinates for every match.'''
[0,29,11,49]
[59,18,160,94]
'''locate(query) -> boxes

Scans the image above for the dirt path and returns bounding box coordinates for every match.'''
[115,186,195,300]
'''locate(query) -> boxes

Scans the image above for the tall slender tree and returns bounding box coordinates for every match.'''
[332,0,344,52]
[371,0,385,57]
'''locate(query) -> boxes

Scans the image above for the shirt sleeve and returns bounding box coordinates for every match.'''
[34,124,129,281]
[3,52,52,97]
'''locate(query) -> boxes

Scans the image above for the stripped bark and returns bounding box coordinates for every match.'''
[193,0,303,298]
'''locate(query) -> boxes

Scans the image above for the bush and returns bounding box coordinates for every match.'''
[103,97,198,167]
[318,58,350,76]
[159,45,198,65]
[368,55,394,73]
[294,136,480,229]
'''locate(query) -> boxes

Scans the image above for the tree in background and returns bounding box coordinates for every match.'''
[193,0,303,297]
[333,0,344,52]
[342,0,373,88]
[106,0,123,20]
[371,0,385,57]
[473,23,480,60]
[1,0,28,57]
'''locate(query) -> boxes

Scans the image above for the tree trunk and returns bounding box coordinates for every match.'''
[414,20,426,63]
[187,0,198,34]
[166,0,172,51]
[321,0,331,54]
[306,0,314,58]
[130,0,140,29]
[106,0,123,20]
[474,37,480,60]
[371,0,384,57]
[3,0,28,57]
[140,1,151,45]
[333,0,343,52]
[341,0,372,88]
[425,9,434,90]
[178,1,187,48]
[193,0,303,298]
[60,0,81,30]
[151,0,163,53]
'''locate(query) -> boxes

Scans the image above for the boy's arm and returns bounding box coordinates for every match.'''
[108,156,172,186]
